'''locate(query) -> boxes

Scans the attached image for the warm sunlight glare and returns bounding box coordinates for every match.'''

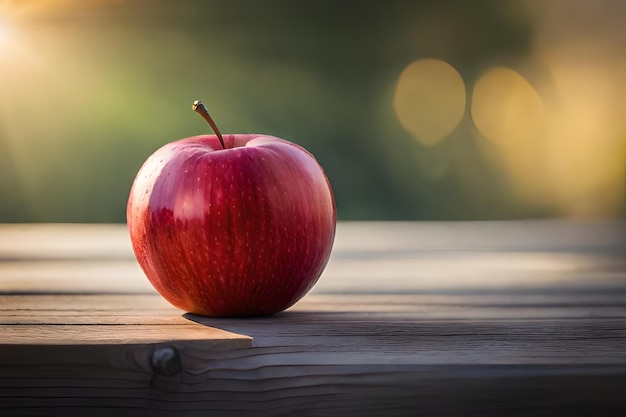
[0,17,12,56]
[470,60,625,217]
[0,19,7,40]
[541,61,625,217]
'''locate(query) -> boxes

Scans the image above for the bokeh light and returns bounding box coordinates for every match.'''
[0,2,15,59]
[0,1,624,221]
[393,59,466,147]
[0,20,9,49]
[470,66,551,207]
[470,58,625,217]
[471,67,545,146]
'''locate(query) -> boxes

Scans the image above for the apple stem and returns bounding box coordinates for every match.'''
[192,100,226,149]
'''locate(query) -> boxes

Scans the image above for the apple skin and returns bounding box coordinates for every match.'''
[127,134,336,317]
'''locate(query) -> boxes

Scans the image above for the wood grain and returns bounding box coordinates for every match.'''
[0,221,625,416]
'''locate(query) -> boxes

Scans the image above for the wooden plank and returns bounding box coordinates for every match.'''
[1,253,623,295]
[186,312,626,365]
[3,292,626,321]
[1,255,624,294]
[0,324,250,346]
[315,252,626,294]
[1,221,624,295]
[0,292,251,349]
[1,220,624,260]
[2,291,625,360]
[2,253,624,294]
[1,364,625,417]
[0,221,625,416]
[0,224,134,261]
[0,260,153,293]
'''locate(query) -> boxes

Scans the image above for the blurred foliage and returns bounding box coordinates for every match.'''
[0,0,624,222]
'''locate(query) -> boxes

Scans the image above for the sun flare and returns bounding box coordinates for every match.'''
[0,18,11,50]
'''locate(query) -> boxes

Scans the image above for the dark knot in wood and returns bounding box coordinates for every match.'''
[150,345,181,376]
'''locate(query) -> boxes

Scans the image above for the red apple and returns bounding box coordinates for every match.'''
[127,101,336,317]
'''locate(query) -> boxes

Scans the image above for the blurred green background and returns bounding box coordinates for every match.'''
[1,0,624,222]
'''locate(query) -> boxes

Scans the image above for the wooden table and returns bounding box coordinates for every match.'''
[1,221,625,416]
